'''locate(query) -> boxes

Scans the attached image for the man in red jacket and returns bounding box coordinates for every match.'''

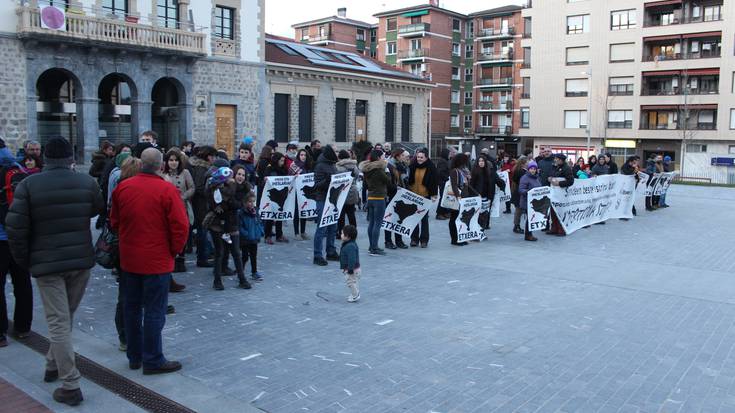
[110,148,188,375]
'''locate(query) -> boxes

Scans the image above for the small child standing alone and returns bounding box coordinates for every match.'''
[238,193,264,282]
[339,225,361,302]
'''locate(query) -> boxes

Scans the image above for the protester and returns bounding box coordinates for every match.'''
[231,144,257,188]
[205,167,250,290]
[138,130,158,147]
[620,155,640,220]
[238,192,263,282]
[471,155,504,232]
[181,141,195,157]
[188,145,218,267]
[407,148,437,248]
[289,148,312,239]
[307,139,322,161]
[572,157,586,176]
[537,148,555,187]
[21,153,42,175]
[336,150,359,240]
[548,154,574,236]
[590,155,610,177]
[6,137,103,406]
[499,154,514,214]
[360,149,390,256]
[110,148,187,378]
[0,142,32,348]
[262,152,289,244]
[339,224,361,302]
[312,145,340,266]
[255,145,273,203]
[384,149,408,250]
[519,160,541,241]
[659,155,673,208]
[645,154,660,211]
[21,140,42,161]
[587,154,598,171]
[510,157,529,234]
[284,143,298,169]
[435,148,452,220]
[448,153,473,246]
[89,141,114,179]
[163,148,194,283]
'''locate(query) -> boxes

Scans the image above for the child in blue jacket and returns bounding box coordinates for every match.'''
[339,225,361,302]
[238,193,264,281]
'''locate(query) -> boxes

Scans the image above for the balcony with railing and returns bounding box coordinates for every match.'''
[639,106,717,130]
[309,33,333,44]
[641,34,721,62]
[641,71,719,96]
[476,77,513,88]
[643,1,723,27]
[398,48,428,61]
[398,23,430,37]
[477,50,513,64]
[16,5,206,56]
[476,27,515,40]
[475,125,512,135]
[475,101,513,112]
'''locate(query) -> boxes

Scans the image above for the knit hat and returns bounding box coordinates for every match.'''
[527,160,538,169]
[663,155,672,162]
[209,167,233,186]
[44,136,73,159]
[115,152,131,167]
[552,153,567,161]
[212,158,229,168]
[242,136,254,145]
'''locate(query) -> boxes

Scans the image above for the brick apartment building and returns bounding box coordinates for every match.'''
[292,8,377,57]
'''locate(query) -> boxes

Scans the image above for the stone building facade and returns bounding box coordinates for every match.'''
[0,0,265,162]
[264,36,431,151]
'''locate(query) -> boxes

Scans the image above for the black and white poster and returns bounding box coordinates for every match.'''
[490,171,511,218]
[653,172,677,196]
[635,172,649,213]
[319,172,353,228]
[526,186,551,231]
[294,173,318,219]
[455,196,484,242]
[381,188,433,237]
[550,175,636,234]
[258,176,296,221]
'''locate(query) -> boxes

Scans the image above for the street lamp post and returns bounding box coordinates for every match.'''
[582,69,592,157]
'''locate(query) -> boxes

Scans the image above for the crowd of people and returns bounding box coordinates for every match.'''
[0,132,674,406]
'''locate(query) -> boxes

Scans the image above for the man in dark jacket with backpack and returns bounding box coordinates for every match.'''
[312,145,339,266]
[6,137,103,407]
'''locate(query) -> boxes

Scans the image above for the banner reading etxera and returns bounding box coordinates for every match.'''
[258,176,296,221]
[319,172,352,228]
[381,188,433,237]
[526,186,551,231]
[550,174,636,234]
[455,196,484,242]
[294,173,318,219]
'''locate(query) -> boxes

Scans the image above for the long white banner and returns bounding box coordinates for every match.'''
[550,175,636,234]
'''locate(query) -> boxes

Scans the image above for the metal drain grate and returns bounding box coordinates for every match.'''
[10,322,197,413]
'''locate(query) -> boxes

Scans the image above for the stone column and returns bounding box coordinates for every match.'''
[177,0,191,30]
[77,97,100,164]
[178,102,193,144]
[131,99,153,138]
[25,95,37,147]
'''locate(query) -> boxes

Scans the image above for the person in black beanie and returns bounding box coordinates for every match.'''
[6,136,103,406]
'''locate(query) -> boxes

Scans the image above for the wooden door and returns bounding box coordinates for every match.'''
[215,104,236,157]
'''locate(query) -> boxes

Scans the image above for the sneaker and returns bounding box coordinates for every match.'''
[300,233,310,241]
[384,241,397,250]
[213,279,225,291]
[369,249,386,256]
[420,242,428,248]
[395,242,408,249]
[44,369,58,382]
[53,387,83,406]
[451,242,468,247]
[313,257,328,266]
[118,342,127,352]
[143,360,182,375]
[251,272,263,282]
[326,253,340,262]
[238,279,252,289]
[129,362,141,370]
[410,240,419,247]
[166,305,176,314]
[347,293,361,303]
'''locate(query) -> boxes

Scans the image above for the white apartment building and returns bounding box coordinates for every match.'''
[520,0,735,183]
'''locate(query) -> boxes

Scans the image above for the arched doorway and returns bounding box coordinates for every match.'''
[98,74,136,146]
[151,77,183,149]
[36,68,81,159]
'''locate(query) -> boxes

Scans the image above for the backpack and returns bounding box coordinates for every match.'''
[0,166,28,224]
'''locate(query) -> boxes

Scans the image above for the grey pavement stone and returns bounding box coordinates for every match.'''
[2,184,735,412]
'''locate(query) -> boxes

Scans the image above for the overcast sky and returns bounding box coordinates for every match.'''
[265,0,526,37]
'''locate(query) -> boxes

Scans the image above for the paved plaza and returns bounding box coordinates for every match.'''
[2,184,735,413]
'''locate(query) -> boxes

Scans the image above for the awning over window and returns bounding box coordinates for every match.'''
[642,70,681,77]
[401,10,429,17]
[641,104,717,110]
[644,0,683,7]
[682,31,721,39]
[685,68,719,76]
[643,34,682,42]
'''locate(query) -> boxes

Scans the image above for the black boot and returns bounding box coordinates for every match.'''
[237,274,252,289]
[512,225,524,234]
[213,276,224,290]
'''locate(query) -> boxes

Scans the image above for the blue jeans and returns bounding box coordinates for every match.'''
[367,199,386,251]
[123,272,170,369]
[313,200,337,259]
